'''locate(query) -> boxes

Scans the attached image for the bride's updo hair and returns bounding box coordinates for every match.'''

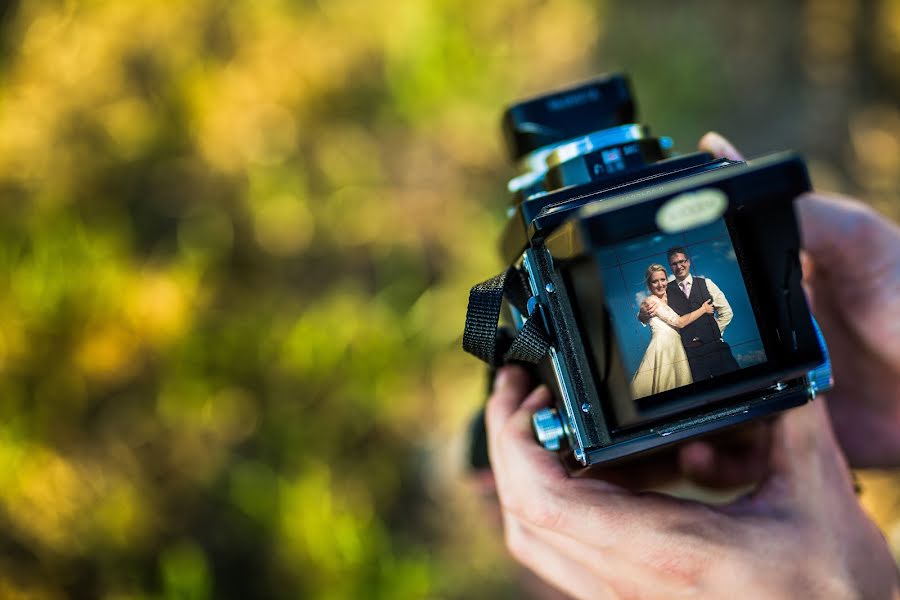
[645,264,668,289]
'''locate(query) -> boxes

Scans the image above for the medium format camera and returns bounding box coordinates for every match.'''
[464,74,832,467]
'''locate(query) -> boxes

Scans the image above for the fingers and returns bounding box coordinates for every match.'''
[795,192,900,367]
[679,422,771,489]
[502,514,616,600]
[795,192,895,267]
[485,368,729,563]
[504,513,697,600]
[728,400,856,514]
[485,365,532,430]
[698,132,745,161]
[485,369,570,500]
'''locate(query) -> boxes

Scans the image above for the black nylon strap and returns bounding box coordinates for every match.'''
[462,266,552,366]
[505,315,551,363]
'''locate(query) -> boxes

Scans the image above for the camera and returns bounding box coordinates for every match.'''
[464,74,833,467]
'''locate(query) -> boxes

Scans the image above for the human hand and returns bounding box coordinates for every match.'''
[639,297,658,321]
[697,132,900,469]
[487,365,899,600]
[795,192,900,467]
[700,299,714,315]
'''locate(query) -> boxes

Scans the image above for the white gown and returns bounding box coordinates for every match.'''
[631,300,693,399]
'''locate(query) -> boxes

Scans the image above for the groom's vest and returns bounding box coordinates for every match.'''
[666,277,720,347]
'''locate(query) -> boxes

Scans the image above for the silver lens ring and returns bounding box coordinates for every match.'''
[508,124,649,192]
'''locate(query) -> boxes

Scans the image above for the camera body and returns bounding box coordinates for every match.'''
[464,75,832,467]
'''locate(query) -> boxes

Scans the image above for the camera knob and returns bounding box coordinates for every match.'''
[532,407,565,451]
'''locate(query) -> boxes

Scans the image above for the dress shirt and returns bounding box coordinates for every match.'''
[676,274,733,335]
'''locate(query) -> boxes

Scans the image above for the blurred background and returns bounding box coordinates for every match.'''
[0,0,897,597]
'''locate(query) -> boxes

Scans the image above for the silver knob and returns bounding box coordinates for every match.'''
[808,316,834,398]
[532,408,565,451]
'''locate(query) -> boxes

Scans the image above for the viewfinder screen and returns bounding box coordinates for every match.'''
[596,217,767,408]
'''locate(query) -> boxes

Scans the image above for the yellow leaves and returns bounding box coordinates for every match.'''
[252,193,315,256]
[848,104,900,215]
[850,105,900,183]
[313,125,385,188]
[0,435,152,554]
[277,465,374,576]
[229,459,278,523]
[185,6,371,174]
[126,269,196,345]
[0,319,28,373]
[194,98,299,172]
[157,384,259,446]
[527,0,602,80]
[70,269,196,383]
[876,0,900,62]
[19,446,93,550]
[98,97,157,159]
[0,579,64,600]
[74,325,140,383]
[0,0,649,595]
[278,289,373,377]
[159,540,212,600]
[92,482,153,550]
[177,207,235,263]
[803,0,858,82]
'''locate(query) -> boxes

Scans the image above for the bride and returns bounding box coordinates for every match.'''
[631,264,714,399]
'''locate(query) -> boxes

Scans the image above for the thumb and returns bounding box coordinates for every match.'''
[794,192,898,280]
[795,192,900,367]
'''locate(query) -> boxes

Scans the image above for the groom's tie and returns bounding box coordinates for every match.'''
[680,280,691,298]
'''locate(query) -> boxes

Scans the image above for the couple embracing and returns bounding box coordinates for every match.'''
[631,247,740,399]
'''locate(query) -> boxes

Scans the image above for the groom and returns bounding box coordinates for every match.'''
[664,247,740,380]
[641,247,740,381]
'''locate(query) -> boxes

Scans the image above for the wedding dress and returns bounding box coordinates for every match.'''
[631,300,694,399]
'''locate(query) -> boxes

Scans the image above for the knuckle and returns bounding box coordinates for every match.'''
[496,420,519,454]
[651,512,728,585]
[484,396,502,432]
[498,489,525,520]
[503,521,530,563]
[485,394,514,437]
[505,491,564,530]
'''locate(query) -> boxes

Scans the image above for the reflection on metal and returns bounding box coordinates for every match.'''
[549,346,586,460]
[508,124,648,192]
[573,447,586,465]
[807,315,834,399]
[545,124,648,169]
[532,408,565,451]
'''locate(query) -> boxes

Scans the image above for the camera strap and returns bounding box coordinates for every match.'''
[463,266,551,367]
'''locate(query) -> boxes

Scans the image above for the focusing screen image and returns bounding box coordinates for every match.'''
[597,218,767,400]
